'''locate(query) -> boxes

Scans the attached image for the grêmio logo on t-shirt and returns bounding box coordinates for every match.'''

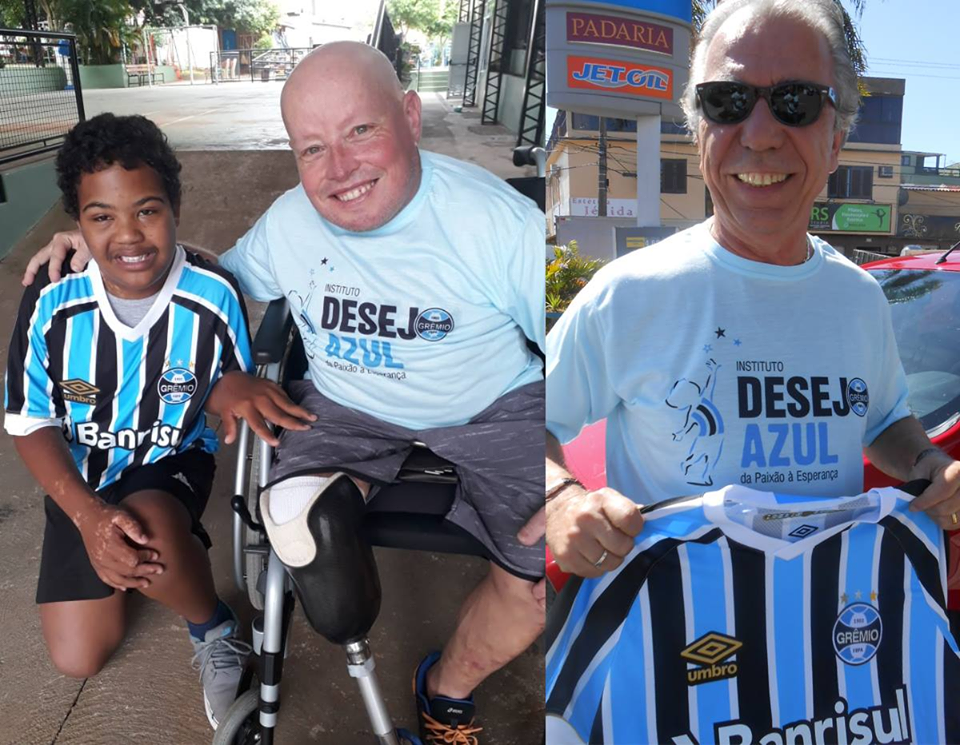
[320,297,455,343]
[737,372,869,419]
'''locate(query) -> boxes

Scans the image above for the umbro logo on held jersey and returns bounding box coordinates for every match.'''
[681,632,742,686]
[60,379,99,405]
[788,524,819,538]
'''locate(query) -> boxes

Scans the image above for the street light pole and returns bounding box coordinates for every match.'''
[177,3,194,85]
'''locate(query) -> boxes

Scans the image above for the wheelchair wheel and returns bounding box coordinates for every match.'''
[244,441,269,610]
[211,689,259,745]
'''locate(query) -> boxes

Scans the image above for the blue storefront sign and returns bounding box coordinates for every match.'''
[578,0,691,24]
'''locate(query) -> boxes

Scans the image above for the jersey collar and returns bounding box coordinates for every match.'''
[699,484,900,559]
[87,245,187,342]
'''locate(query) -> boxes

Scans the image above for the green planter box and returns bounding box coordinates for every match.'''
[78,63,127,89]
[0,65,68,96]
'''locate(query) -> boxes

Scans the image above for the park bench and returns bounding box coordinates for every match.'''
[125,64,164,87]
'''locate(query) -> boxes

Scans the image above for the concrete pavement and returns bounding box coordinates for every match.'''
[77,82,535,181]
[0,83,544,745]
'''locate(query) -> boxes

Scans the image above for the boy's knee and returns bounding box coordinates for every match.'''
[49,646,112,679]
[123,490,193,545]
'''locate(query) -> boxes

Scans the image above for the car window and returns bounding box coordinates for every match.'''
[869,268,960,435]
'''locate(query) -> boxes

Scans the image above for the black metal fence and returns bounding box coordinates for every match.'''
[0,28,83,166]
[210,47,312,83]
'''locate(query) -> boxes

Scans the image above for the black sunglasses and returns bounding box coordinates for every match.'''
[695,81,838,127]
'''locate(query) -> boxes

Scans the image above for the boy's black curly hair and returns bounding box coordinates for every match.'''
[56,113,182,220]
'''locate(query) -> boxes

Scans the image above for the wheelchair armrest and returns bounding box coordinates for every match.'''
[254,299,293,365]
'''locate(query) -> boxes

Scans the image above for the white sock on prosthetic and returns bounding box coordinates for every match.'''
[266,475,329,525]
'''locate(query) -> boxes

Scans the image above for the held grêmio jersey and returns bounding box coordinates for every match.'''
[4,247,253,491]
[545,485,960,745]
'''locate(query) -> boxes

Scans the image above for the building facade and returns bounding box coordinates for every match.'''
[547,77,909,259]
[452,0,545,146]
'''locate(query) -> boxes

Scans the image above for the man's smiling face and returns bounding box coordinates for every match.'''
[282,43,423,233]
[698,9,844,254]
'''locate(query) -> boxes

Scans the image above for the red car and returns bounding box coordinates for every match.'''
[550,247,960,605]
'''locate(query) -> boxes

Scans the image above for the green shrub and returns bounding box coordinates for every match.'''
[545,240,606,314]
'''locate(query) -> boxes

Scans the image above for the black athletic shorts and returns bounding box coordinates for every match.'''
[36,448,216,605]
[269,381,546,581]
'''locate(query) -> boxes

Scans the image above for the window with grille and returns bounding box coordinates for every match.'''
[828,166,873,199]
[661,159,687,194]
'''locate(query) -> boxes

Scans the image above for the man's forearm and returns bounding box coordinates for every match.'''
[546,431,574,486]
[14,428,99,526]
[864,415,948,482]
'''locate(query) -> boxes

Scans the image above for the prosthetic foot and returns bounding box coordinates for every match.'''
[260,473,381,644]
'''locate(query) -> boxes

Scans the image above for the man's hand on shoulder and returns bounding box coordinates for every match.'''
[22,230,90,286]
[546,485,644,578]
[206,371,317,447]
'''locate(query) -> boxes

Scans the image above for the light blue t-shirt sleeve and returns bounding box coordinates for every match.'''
[864,290,912,445]
[220,211,284,302]
[499,205,546,352]
[546,270,621,444]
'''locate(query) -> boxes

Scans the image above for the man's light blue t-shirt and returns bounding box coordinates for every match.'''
[222,150,545,430]
[546,221,912,502]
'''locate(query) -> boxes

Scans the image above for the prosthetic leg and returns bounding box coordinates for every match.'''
[260,474,413,745]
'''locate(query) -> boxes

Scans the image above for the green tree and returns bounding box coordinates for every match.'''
[60,0,139,64]
[0,0,66,29]
[387,0,436,36]
[425,0,456,49]
[166,0,279,37]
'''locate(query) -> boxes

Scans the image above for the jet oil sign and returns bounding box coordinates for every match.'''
[567,55,673,100]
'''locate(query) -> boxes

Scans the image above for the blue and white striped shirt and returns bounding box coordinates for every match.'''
[546,485,960,745]
[4,246,253,490]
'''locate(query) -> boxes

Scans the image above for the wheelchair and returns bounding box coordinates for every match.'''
[212,298,500,745]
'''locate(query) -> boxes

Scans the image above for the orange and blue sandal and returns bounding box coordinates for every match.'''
[413,651,483,745]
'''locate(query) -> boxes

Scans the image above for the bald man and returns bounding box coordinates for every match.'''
[26,42,545,743]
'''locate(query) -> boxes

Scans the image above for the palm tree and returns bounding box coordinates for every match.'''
[691,0,869,79]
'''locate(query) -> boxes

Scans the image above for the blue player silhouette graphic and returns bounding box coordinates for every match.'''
[665,359,725,487]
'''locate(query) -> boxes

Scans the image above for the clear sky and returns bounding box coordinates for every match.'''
[548,1,960,164]
[850,0,960,165]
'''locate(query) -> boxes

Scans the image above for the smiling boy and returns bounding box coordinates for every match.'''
[2,113,311,729]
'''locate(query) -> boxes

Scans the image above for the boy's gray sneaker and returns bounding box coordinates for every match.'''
[191,619,253,730]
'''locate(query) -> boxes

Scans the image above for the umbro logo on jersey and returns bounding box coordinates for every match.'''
[788,524,819,538]
[60,379,99,405]
[681,632,742,685]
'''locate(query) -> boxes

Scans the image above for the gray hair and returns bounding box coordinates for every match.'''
[681,0,859,141]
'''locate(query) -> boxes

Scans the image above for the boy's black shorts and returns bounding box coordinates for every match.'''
[36,448,215,605]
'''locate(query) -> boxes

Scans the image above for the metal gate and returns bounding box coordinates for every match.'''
[210,47,312,83]
[0,28,84,166]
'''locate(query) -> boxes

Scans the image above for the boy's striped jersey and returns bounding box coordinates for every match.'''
[546,485,960,745]
[4,246,253,490]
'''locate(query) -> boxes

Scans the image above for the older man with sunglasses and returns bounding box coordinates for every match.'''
[545,0,960,578]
